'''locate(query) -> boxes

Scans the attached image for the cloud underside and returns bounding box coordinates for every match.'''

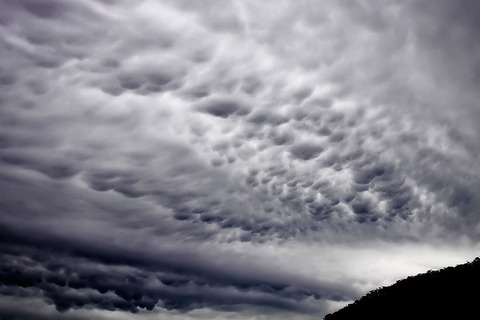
[1,0,480,319]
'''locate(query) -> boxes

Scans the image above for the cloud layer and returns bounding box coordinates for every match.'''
[1,0,480,319]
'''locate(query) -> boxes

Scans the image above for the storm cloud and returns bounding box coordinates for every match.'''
[1,0,480,319]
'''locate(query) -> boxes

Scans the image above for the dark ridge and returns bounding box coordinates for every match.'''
[324,257,480,320]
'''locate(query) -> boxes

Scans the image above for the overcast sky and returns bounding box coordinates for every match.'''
[1,0,480,319]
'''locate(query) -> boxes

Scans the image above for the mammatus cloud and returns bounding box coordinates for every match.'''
[1,0,480,319]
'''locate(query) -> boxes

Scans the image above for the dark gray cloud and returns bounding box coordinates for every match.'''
[196,96,251,118]
[289,143,324,161]
[1,0,480,319]
[0,234,356,315]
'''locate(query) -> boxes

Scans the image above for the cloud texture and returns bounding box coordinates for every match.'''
[1,0,480,319]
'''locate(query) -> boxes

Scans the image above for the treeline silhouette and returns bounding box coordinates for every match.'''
[324,257,480,320]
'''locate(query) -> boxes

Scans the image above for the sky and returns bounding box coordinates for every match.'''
[0,0,480,319]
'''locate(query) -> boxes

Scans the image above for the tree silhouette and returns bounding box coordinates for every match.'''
[324,257,480,320]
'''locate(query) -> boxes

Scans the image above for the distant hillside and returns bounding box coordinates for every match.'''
[324,257,480,320]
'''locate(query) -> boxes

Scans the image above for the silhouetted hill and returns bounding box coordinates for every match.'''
[324,257,480,320]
